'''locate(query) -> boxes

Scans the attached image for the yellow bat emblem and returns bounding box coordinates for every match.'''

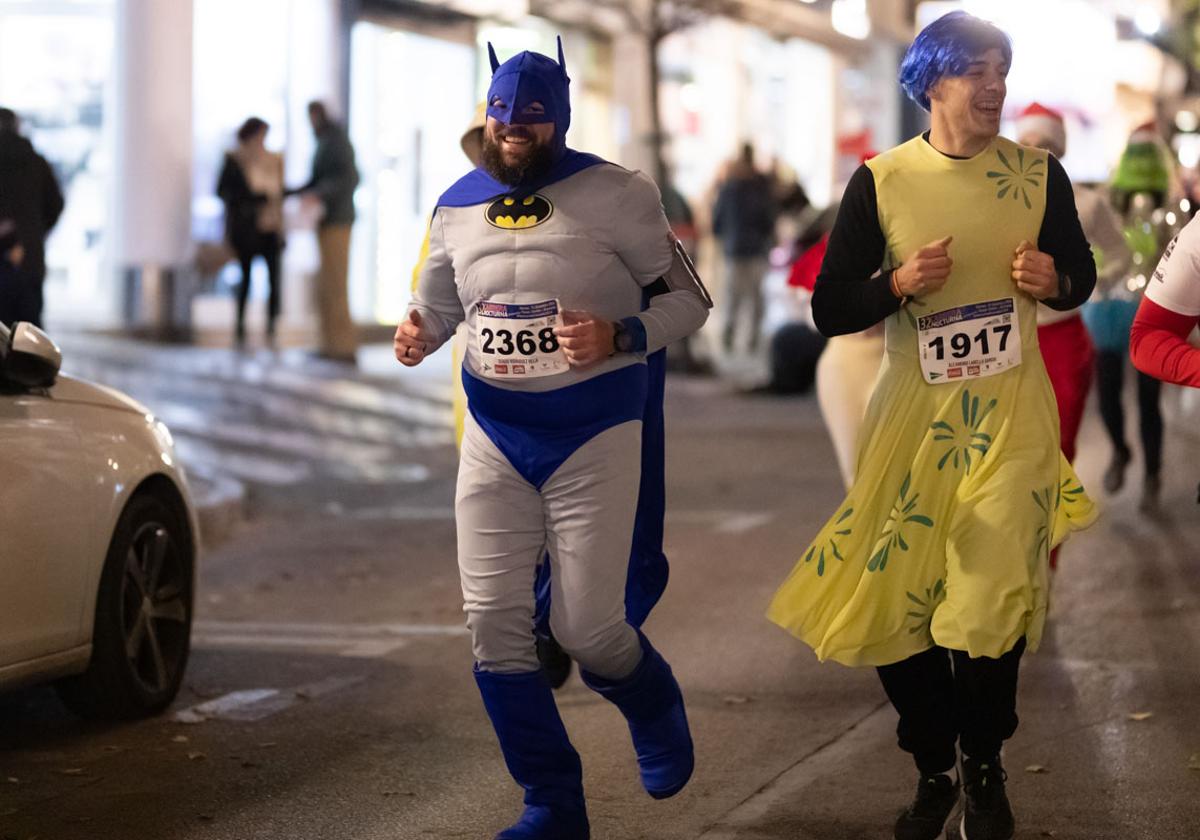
[486,194,554,230]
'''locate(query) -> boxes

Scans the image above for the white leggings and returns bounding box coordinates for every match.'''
[456,413,643,679]
[815,331,885,489]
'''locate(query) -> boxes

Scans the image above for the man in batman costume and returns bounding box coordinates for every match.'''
[395,40,711,839]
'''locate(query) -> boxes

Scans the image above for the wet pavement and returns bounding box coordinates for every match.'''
[1,332,1198,839]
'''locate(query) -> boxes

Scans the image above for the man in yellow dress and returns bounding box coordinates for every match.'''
[767,12,1096,840]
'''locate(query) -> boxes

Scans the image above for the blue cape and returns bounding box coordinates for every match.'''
[436,149,606,209]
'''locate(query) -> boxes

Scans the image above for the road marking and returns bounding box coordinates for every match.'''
[174,676,365,724]
[192,620,470,659]
[669,510,777,534]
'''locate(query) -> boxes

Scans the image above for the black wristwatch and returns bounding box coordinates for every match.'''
[612,320,635,354]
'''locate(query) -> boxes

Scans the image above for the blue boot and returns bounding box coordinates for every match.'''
[474,668,591,840]
[580,632,694,799]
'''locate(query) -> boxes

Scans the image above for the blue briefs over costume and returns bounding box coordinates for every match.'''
[462,354,671,630]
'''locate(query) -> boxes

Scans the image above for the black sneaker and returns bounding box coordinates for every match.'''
[536,632,573,689]
[894,772,959,840]
[959,755,1013,840]
[1103,447,1131,494]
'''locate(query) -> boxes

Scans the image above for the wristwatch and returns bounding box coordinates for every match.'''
[612,320,635,354]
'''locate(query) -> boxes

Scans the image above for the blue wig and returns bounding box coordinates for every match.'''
[899,11,1012,112]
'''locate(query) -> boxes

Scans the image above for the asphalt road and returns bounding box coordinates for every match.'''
[2,338,1198,840]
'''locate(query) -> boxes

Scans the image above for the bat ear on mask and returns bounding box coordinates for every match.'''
[557,35,566,75]
[488,42,500,74]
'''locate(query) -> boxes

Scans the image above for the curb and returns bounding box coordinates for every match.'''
[186,466,247,550]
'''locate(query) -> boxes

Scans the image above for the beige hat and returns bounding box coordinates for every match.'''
[461,102,487,167]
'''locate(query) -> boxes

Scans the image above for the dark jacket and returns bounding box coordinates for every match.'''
[297,124,359,227]
[0,131,64,281]
[217,153,266,253]
[712,170,777,259]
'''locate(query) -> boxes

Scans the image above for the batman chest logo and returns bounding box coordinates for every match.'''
[485,194,554,230]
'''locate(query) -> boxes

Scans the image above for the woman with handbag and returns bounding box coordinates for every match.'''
[217,117,285,346]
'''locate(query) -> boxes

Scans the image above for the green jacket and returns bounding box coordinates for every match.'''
[305,124,359,226]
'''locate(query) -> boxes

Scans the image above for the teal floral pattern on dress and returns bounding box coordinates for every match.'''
[931,389,998,473]
[905,578,946,635]
[804,506,854,577]
[987,146,1044,210]
[868,472,934,572]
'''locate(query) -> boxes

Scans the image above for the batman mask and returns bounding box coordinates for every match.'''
[485,37,571,163]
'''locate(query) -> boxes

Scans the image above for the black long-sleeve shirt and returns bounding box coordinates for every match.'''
[812,136,1098,337]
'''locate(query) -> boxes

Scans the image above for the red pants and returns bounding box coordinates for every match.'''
[1038,314,1095,465]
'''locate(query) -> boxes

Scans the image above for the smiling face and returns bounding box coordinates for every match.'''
[928,47,1009,145]
[481,112,556,185]
[484,109,555,169]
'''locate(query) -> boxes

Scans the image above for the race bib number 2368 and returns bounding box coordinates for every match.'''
[475,298,569,380]
[917,298,1021,384]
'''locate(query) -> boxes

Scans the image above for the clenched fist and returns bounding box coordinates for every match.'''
[895,236,953,297]
[394,309,435,367]
[554,309,616,369]
[1011,240,1059,300]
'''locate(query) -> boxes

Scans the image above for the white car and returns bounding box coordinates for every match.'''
[0,321,198,718]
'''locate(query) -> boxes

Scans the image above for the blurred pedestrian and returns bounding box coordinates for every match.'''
[712,143,776,353]
[1016,104,1131,465]
[660,173,709,374]
[217,117,285,346]
[291,101,360,363]
[1082,123,1170,511]
[0,107,64,328]
[768,13,1097,840]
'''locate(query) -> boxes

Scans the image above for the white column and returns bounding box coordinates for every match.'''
[111,0,194,334]
[112,0,193,268]
[612,28,656,174]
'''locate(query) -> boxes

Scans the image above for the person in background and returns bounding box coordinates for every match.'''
[0,107,64,328]
[1082,123,1171,511]
[789,152,887,489]
[291,101,360,363]
[712,143,777,354]
[1016,103,1132,548]
[660,172,709,374]
[217,117,285,346]
[1131,214,1200,388]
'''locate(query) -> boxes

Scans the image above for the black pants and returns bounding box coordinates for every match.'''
[876,638,1026,775]
[234,233,282,336]
[0,264,43,328]
[1095,349,1162,477]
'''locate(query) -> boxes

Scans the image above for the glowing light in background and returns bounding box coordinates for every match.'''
[831,0,871,40]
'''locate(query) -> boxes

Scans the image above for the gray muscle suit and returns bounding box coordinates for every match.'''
[409,163,708,678]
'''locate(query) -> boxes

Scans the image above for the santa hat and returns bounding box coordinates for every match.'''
[1015,102,1066,157]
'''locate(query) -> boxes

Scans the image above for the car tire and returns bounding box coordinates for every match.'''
[55,492,194,719]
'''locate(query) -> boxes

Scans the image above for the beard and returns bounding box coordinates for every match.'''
[481,126,556,186]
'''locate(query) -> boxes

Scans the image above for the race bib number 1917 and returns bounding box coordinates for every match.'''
[918,298,1021,384]
[475,298,569,380]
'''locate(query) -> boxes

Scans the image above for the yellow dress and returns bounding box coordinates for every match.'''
[767,135,1097,667]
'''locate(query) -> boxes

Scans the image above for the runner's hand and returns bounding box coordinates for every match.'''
[1012,240,1059,300]
[395,309,434,367]
[895,236,953,297]
[555,309,615,369]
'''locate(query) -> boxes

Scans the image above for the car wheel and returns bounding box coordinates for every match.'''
[55,492,193,719]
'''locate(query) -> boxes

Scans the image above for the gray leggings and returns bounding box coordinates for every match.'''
[456,413,643,679]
